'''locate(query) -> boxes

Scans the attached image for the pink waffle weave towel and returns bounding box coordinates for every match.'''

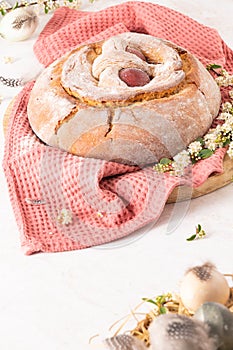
[3,1,233,255]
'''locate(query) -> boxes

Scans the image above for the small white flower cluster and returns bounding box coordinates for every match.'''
[3,56,14,64]
[0,0,10,11]
[227,142,233,158]
[172,150,191,176]
[215,69,233,87]
[222,102,233,113]
[188,141,202,156]
[205,103,233,157]
[204,132,219,151]
[57,208,73,225]
[63,0,81,9]
[196,227,206,239]
[184,101,233,170]
[153,66,233,177]
[154,102,233,177]
[0,0,82,16]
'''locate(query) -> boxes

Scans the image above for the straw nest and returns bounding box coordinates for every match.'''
[130,282,233,347]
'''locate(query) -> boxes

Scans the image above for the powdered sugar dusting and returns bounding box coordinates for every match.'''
[61,32,185,101]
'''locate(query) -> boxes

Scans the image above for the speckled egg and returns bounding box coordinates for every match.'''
[148,313,216,350]
[179,262,230,313]
[194,302,233,350]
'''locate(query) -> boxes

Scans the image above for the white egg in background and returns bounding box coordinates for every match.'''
[0,7,39,41]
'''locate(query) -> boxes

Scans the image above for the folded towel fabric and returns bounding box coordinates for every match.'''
[3,1,233,254]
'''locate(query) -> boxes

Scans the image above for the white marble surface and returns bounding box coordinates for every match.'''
[0,1,233,349]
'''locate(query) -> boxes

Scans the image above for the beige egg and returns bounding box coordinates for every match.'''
[179,262,230,313]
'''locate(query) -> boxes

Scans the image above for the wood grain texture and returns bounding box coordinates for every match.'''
[167,153,233,203]
[3,98,233,203]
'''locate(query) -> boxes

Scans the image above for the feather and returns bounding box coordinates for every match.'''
[103,334,147,350]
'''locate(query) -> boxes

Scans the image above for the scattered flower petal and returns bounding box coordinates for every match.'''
[57,208,73,225]
[3,56,15,64]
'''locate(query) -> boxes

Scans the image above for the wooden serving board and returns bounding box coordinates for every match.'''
[167,153,233,203]
[3,99,233,203]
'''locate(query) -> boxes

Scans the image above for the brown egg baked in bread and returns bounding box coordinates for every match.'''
[27,32,221,165]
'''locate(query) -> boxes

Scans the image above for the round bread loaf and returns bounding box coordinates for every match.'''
[27,32,221,165]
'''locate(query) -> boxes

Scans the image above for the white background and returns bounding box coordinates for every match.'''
[0,1,233,349]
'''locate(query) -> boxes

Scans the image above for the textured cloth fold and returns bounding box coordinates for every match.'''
[3,1,233,254]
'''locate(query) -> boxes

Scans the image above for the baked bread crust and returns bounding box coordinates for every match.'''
[27,32,221,165]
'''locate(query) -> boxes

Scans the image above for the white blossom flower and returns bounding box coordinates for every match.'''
[204,132,218,151]
[229,90,233,99]
[172,150,191,176]
[171,162,186,176]
[215,73,233,87]
[214,124,222,133]
[221,69,229,78]
[0,0,10,10]
[57,208,73,225]
[227,141,233,159]
[221,120,233,134]
[221,102,232,113]
[188,141,202,155]
[0,0,82,16]
[63,0,81,9]
[218,112,232,121]
[173,150,191,167]
[227,115,233,124]
[215,76,228,87]
[3,56,15,64]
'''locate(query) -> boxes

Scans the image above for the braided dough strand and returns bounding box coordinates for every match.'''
[61,33,185,102]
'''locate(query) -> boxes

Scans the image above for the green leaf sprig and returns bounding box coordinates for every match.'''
[186,224,206,241]
[206,63,222,72]
[142,293,172,315]
[152,158,172,173]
